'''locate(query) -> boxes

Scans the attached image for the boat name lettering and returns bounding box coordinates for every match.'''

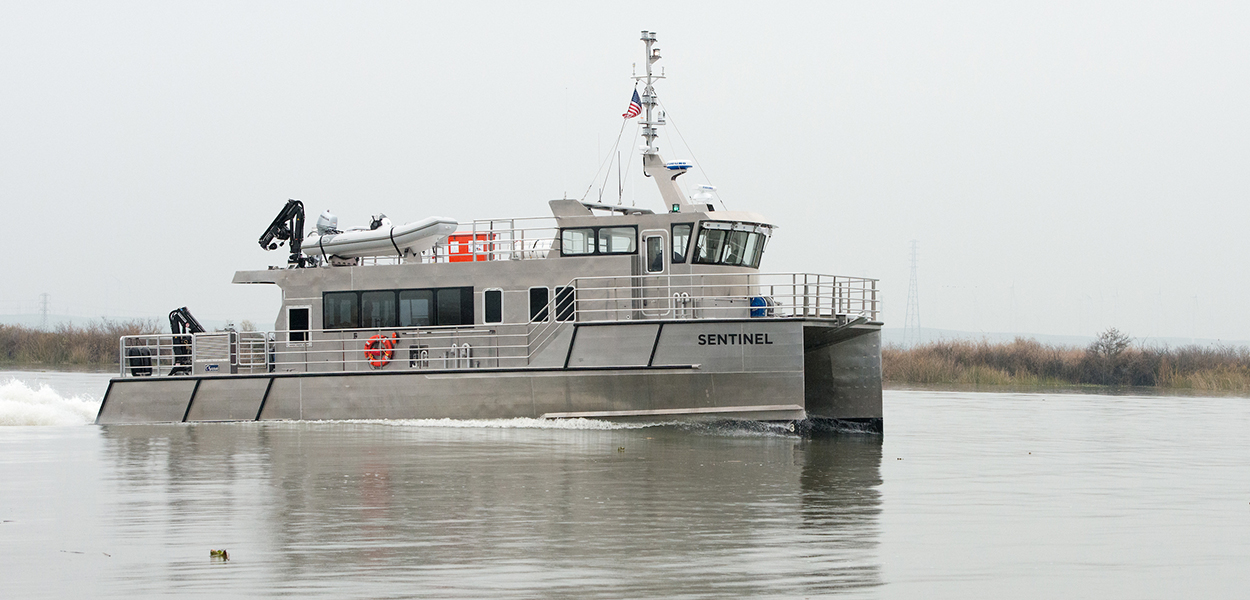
[697,333,773,346]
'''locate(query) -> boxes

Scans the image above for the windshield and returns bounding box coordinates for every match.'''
[693,222,771,268]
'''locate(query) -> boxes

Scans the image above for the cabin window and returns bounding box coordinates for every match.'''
[645,236,664,273]
[529,287,550,322]
[399,290,434,327]
[555,286,575,321]
[288,307,309,342]
[558,226,638,257]
[437,287,474,326]
[484,289,503,324]
[561,228,595,255]
[598,227,637,254]
[671,224,692,264]
[361,291,397,328]
[324,292,359,329]
[694,229,726,264]
[693,222,773,267]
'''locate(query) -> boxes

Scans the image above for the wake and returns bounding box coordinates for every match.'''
[0,379,100,426]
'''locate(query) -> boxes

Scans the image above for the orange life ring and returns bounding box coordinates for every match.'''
[364,333,397,368]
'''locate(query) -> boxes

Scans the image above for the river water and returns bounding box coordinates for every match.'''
[1,370,1247,598]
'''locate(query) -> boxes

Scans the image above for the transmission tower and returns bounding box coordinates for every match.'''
[39,293,49,330]
[903,241,921,347]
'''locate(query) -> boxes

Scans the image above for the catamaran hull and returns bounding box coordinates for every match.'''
[97,321,882,432]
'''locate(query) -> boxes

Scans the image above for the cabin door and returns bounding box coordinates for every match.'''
[638,230,670,318]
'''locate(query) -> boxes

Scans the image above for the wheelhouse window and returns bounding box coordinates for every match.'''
[671,223,692,264]
[693,222,772,268]
[484,290,503,324]
[598,227,637,254]
[558,226,637,256]
[561,228,595,255]
[326,286,473,329]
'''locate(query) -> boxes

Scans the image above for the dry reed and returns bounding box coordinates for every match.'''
[883,331,1250,392]
[0,320,161,366]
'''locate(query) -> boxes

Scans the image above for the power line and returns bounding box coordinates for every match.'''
[39,293,49,330]
[903,242,921,347]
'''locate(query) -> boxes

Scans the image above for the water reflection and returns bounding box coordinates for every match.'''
[100,423,882,598]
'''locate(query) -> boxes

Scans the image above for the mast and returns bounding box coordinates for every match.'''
[637,31,662,155]
[632,31,694,211]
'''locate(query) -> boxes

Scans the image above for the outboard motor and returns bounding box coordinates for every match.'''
[317,210,340,235]
[369,213,392,231]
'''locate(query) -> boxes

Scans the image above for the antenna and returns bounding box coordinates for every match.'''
[635,31,664,156]
[903,241,921,347]
[39,293,49,330]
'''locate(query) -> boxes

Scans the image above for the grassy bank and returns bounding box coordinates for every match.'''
[0,320,160,367]
[883,329,1250,392]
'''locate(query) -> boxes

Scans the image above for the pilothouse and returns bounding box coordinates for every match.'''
[98,32,884,432]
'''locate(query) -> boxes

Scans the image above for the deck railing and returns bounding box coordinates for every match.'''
[352,217,559,266]
[119,272,877,377]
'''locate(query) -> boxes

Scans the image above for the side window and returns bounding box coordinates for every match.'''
[721,231,750,266]
[597,226,637,254]
[645,236,664,273]
[671,224,692,264]
[744,233,766,268]
[561,228,595,255]
[554,286,575,322]
[288,307,309,342]
[324,292,359,329]
[398,290,433,327]
[361,291,397,328]
[529,287,550,322]
[436,287,469,326]
[484,289,503,324]
[694,228,726,264]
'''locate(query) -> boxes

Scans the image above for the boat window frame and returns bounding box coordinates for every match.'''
[529,286,550,322]
[671,223,693,264]
[323,292,361,330]
[644,235,665,274]
[324,286,475,330]
[287,305,311,345]
[554,286,575,322]
[693,221,773,268]
[483,288,504,324]
[558,225,638,257]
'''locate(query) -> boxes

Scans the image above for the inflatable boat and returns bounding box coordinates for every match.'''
[304,215,458,260]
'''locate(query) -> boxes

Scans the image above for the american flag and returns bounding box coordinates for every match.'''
[622,89,642,119]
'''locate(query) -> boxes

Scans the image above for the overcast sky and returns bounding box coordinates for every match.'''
[2,1,1247,341]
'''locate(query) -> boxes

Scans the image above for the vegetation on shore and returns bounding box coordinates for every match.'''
[883,328,1250,392]
[0,320,160,367]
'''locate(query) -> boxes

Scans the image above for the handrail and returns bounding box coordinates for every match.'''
[117,271,877,377]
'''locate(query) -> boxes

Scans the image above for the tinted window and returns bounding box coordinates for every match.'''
[324,292,359,329]
[436,288,464,325]
[561,228,595,255]
[361,291,397,328]
[529,287,549,322]
[645,236,663,273]
[598,227,636,254]
[485,290,502,324]
[671,224,692,263]
[555,286,575,321]
[289,307,309,342]
[399,290,433,327]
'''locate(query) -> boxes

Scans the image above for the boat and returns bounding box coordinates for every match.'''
[97,32,884,432]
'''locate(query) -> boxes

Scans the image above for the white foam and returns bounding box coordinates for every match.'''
[333,417,662,430]
[0,379,100,426]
